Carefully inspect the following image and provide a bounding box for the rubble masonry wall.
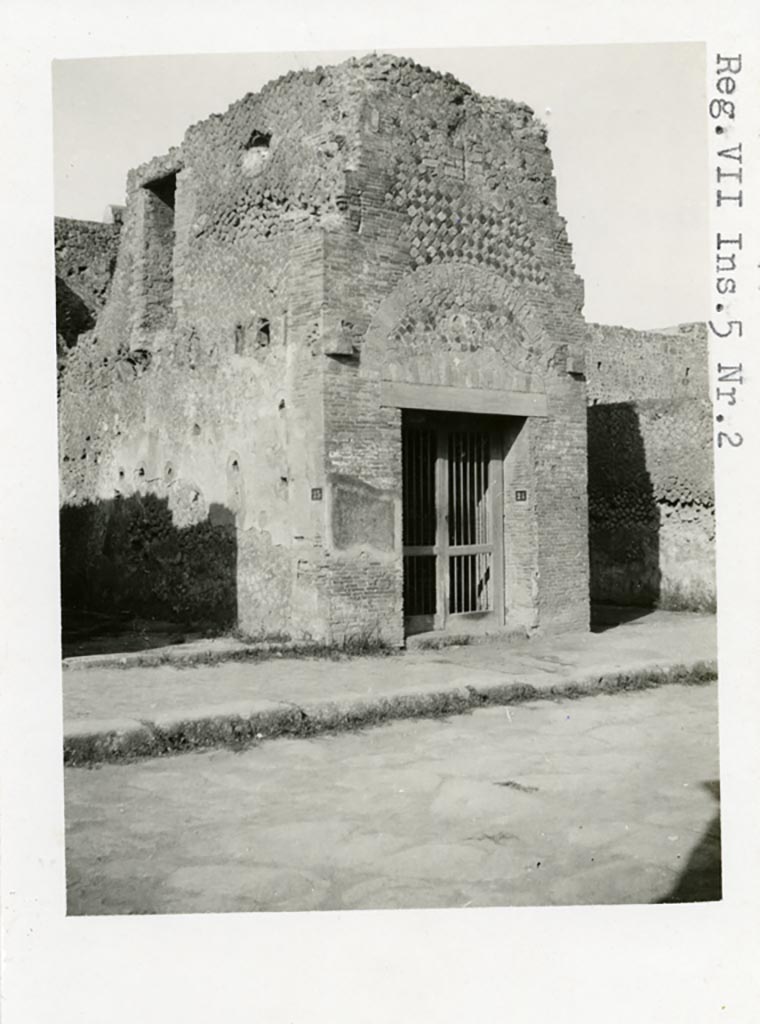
[55,217,120,360]
[586,322,715,609]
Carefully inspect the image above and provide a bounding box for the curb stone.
[62,658,717,767]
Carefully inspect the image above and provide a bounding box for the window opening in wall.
[234,323,245,355]
[140,171,177,329]
[243,131,271,174]
[256,318,270,347]
[145,173,176,209]
[234,318,270,355]
[246,130,271,150]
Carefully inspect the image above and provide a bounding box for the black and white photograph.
[55,43,719,914]
[2,5,759,1023]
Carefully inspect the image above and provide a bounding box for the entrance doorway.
[402,411,505,636]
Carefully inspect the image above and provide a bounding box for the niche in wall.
[141,171,177,329]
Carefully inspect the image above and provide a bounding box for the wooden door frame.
[402,412,506,636]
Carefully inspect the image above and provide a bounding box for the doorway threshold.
[405,626,531,651]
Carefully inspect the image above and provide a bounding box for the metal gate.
[447,429,493,615]
[402,413,503,635]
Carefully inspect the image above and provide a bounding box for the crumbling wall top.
[127,53,540,187]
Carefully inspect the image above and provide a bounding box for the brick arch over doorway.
[360,262,551,398]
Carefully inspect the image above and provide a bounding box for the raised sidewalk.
[62,610,717,765]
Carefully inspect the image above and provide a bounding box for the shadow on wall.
[56,277,96,350]
[587,403,661,607]
[60,493,238,639]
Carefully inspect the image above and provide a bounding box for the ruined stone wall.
[54,217,120,357]
[586,322,715,609]
[58,68,356,636]
[58,54,591,640]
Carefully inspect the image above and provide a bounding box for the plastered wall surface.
[58,55,602,641]
[586,323,715,609]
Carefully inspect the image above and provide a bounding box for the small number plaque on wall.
[311,487,323,501]
[515,490,528,502]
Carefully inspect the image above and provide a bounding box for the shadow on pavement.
[61,610,203,659]
[657,781,722,904]
[590,604,657,634]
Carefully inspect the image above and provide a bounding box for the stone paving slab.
[64,682,722,913]
[61,611,717,764]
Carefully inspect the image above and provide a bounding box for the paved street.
[65,679,720,914]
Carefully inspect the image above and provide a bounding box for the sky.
[52,43,707,329]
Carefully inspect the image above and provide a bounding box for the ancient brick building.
[58,54,601,644]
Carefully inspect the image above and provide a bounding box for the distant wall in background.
[586,322,715,611]
[55,217,121,371]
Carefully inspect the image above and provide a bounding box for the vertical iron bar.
[481,436,486,543]
[422,429,427,545]
[459,433,464,547]
[431,429,436,543]
[454,433,458,546]
[471,434,476,548]
[452,433,457,547]
[466,433,471,548]
[450,433,454,548]
[486,436,491,540]
[482,435,487,541]
[467,433,472,547]
[479,435,484,543]
[474,433,478,543]
[421,429,426,545]
[415,428,419,548]
[415,430,420,547]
